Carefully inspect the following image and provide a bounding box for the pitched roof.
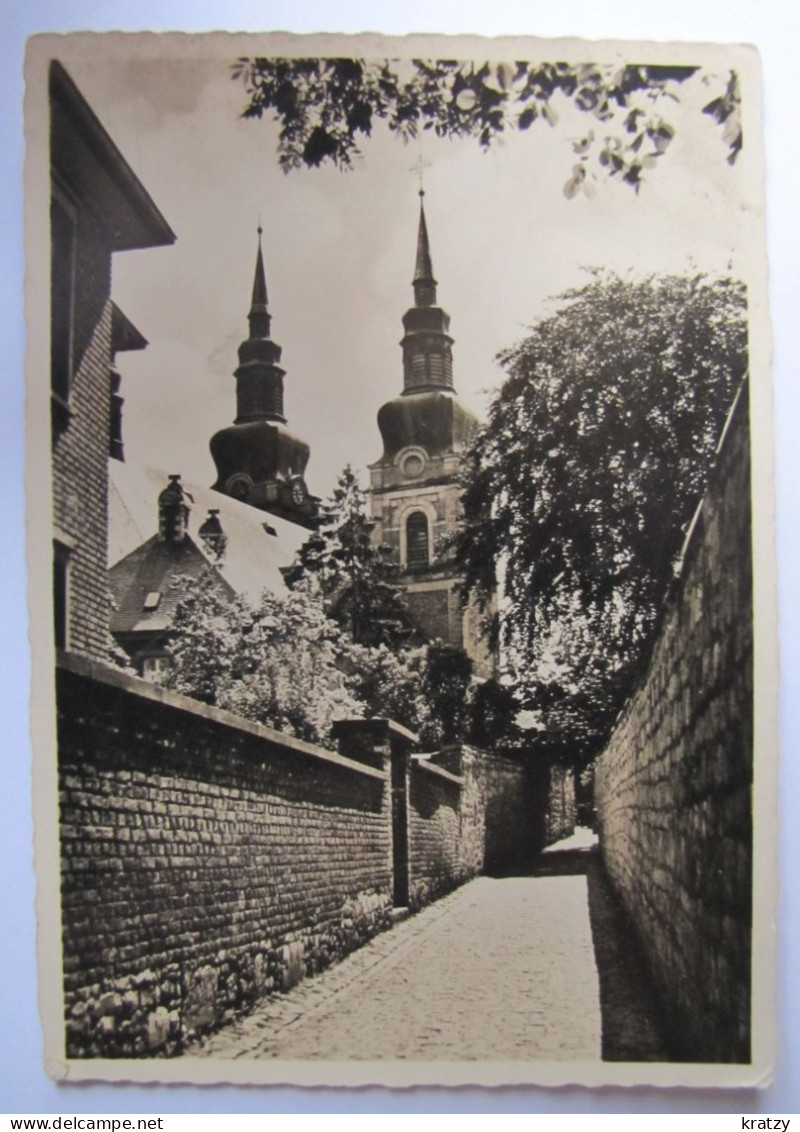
[108,462,309,630]
[109,533,234,635]
[413,195,436,290]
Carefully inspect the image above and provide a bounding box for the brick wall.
[57,656,579,1058]
[58,655,394,1058]
[406,585,454,644]
[407,747,485,908]
[407,746,576,889]
[545,763,577,845]
[595,385,752,1062]
[481,751,537,871]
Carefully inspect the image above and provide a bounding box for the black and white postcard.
[24,31,777,1088]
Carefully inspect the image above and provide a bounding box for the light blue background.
[3,0,797,1114]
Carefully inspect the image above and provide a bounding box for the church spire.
[209,225,318,528]
[248,224,271,339]
[400,191,454,395]
[234,227,285,424]
[413,191,437,307]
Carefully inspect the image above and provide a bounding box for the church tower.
[210,228,318,528]
[369,193,494,676]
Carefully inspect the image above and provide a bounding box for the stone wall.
[545,762,577,845]
[58,654,394,1058]
[482,750,576,872]
[404,742,576,906]
[481,750,537,872]
[595,385,752,1063]
[407,747,485,908]
[58,654,580,1059]
[405,746,576,882]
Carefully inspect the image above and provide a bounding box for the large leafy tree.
[284,465,410,648]
[233,58,741,194]
[457,272,748,757]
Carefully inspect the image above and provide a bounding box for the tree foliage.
[283,465,410,648]
[469,677,521,750]
[420,643,474,745]
[161,567,515,751]
[345,641,429,736]
[163,574,364,744]
[232,57,742,195]
[457,272,748,756]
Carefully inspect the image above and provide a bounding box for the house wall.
[49,61,174,663]
[51,229,114,662]
[595,386,752,1062]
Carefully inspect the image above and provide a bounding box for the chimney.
[158,474,191,544]
[199,508,227,559]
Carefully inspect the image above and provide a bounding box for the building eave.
[111,302,148,353]
[49,60,176,252]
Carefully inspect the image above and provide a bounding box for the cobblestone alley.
[185,829,669,1062]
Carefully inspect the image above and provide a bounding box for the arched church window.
[406,511,430,567]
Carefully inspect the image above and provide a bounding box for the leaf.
[302,126,340,167]
[563,164,586,200]
[496,62,515,91]
[722,110,741,146]
[542,102,559,127]
[624,108,643,134]
[518,106,537,130]
[571,130,594,155]
[702,96,725,122]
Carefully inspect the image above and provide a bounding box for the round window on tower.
[400,450,426,479]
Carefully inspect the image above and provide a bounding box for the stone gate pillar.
[332,718,419,909]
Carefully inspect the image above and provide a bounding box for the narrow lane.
[187,828,638,1062]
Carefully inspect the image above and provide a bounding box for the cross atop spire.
[410,153,431,197]
[249,226,270,338]
[413,194,437,307]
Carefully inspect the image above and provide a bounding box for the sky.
[41,39,761,503]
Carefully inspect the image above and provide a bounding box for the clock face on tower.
[401,452,425,479]
[225,473,253,503]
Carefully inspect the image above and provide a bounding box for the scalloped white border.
[23,29,776,1091]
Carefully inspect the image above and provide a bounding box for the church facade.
[369,195,495,678]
